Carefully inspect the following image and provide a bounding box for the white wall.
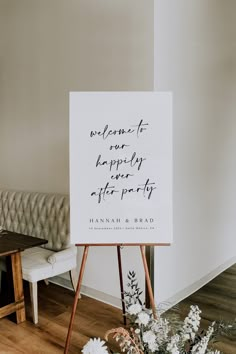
[154,0,236,305]
[0,0,153,303]
[1,0,235,308]
[0,0,153,194]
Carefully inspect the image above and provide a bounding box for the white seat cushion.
[22,247,76,283]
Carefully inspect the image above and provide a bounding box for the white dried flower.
[127,303,142,315]
[182,305,201,341]
[143,330,156,344]
[166,334,180,354]
[191,322,215,354]
[136,311,150,326]
[82,338,109,354]
[148,341,159,352]
[151,317,170,343]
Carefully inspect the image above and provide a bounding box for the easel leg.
[64,246,89,354]
[117,246,126,326]
[140,245,157,319]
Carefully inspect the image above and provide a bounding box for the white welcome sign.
[70,92,172,244]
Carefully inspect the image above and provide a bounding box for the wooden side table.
[0,249,26,323]
[0,230,47,323]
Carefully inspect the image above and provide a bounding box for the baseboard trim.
[160,256,236,312]
[48,276,122,309]
[49,256,236,311]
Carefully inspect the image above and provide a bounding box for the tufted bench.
[0,189,77,324]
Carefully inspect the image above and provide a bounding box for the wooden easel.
[64,243,169,353]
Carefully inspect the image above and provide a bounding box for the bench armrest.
[47,245,77,265]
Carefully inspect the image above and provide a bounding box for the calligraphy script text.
[90,119,148,139]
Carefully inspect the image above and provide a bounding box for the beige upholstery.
[0,189,77,324]
[0,190,70,251]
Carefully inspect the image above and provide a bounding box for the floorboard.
[0,264,235,353]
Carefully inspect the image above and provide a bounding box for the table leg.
[10,252,26,323]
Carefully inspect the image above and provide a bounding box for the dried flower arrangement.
[82,272,236,354]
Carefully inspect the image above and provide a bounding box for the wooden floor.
[0,264,235,353]
[170,263,236,354]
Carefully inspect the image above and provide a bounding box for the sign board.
[70,92,172,244]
